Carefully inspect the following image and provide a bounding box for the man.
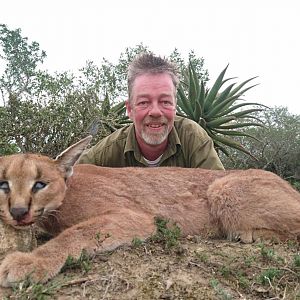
[78,53,224,169]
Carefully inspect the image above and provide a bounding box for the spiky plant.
[86,94,130,139]
[176,63,266,158]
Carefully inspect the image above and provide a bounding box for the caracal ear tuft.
[55,135,93,177]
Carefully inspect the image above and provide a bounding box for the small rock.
[0,220,37,257]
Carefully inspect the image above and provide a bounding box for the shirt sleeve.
[190,138,225,170]
[180,118,224,170]
[77,147,97,164]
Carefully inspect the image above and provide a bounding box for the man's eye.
[32,181,47,192]
[137,101,149,107]
[0,181,9,192]
[161,100,174,107]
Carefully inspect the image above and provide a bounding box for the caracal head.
[0,136,92,228]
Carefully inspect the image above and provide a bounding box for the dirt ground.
[1,235,300,300]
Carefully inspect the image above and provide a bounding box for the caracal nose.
[10,207,29,221]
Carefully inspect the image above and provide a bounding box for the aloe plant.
[176,63,266,158]
[87,94,130,137]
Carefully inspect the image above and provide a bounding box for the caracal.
[0,136,299,287]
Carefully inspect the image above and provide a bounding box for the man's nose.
[148,103,163,117]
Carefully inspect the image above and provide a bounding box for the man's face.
[126,73,176,147]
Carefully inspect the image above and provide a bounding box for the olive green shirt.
[78,116,224,169]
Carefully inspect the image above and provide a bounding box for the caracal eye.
[0,181,9,192]
[32,181,47,192]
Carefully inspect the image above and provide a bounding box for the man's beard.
[141,117,171,145]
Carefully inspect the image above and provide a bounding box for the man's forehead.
[133,74,175,93]
[133,73,173,85]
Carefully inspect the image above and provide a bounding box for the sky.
[1,0,300,114]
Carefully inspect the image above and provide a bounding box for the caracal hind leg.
[207,170,300,243]
[0,209,155,287]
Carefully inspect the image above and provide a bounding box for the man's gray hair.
[127,53,179,101]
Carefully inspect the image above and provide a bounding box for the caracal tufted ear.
[55,135,93,178]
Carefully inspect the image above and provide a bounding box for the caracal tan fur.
[0,136,299,287]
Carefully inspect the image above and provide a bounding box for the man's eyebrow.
[159,93,173,97]
[136,93,150,98]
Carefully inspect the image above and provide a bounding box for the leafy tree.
[0,24,46,103]
[169,48,209,84]
[1,23,267,161]
[79,44,209,104]
[222,107,300,182]
[176,63,265,158]
[0,92,129,156]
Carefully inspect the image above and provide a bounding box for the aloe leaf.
[177,85,194,117]
[198,80,206,108]
[212,128,262,142]
[229,108,265,119]
[215,102,267,117]
[216,122,265,129]
[111,101,126,115]
[234,84,260,98]
[212,83,236,107]
[188,64,198,108]
[206,116,237,128]
[214,141,230,157]
[228,76,258,97]
[101,94,111,116]
[193,100,203,122]
[205,94,242,119]
[176,111,187,118]
[203,65,229,112]
[242,115,265,123]
[207,131,257,160]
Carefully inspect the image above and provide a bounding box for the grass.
[210,278,233,300]
[5,277,63,300]
[293,254,300,267]
[259,243,276,261]
[61,250,92,274]
[258,268,282,285]
[131,237,144,248]
[3,236,300,299]
[150,216,181,249]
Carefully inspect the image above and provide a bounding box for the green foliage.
[0,25,210,156]
[177,63,266,158]
[210,279,233,300]
[0,24,46,101]
[81,44,209,103]
[258,268,282,285]
[243,255,257,268]
[222,107,300,183]
[62,250,92,274]
[194,250,208,262]
[131,237,144,248]
[0,93,130,156]
[169,48,209,83]
[293,254,300,268]
[10,276,62,300]
[219,265,232,279]
[151,217,181,249]
[259,243,276,262]
[237,275,250,289]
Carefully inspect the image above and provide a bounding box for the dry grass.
[1,236,300,300]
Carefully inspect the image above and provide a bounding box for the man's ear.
[125,100,133,120]
[55,135,92,178]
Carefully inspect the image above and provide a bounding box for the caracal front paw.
[0,252,53,287]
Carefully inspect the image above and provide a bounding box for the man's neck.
[137,138,168,161]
